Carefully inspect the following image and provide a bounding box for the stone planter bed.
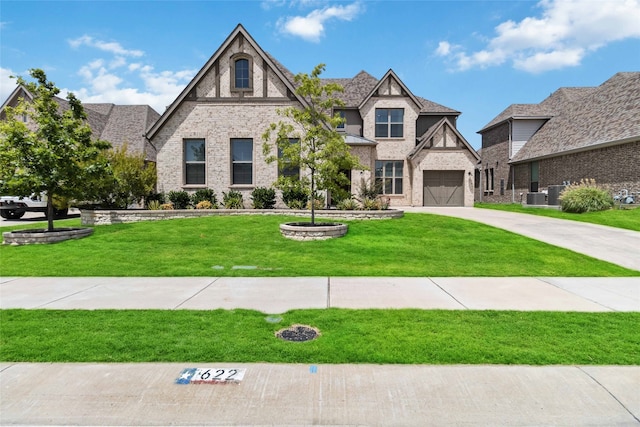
[81,208,403,226]
[3,227,93,245]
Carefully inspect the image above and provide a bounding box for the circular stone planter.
[279,222,348,241]
[2,227,93,245]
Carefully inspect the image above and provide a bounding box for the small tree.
[0,69,110,231]
[262,64,364,224]
[90,143,157,209]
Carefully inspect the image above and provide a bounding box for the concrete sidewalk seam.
[173,277,221,309]
[538,277,619,312]
[36,282,102,309]
[578,366,640,424]
[428,277,468,309]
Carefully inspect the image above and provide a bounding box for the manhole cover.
[275,325,320,342]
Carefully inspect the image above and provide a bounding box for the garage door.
[423,171,464,206]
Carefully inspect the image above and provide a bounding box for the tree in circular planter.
[0,69,110,234]
[262,64,365,227]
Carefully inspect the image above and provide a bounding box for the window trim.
[230,53,253,93]
[184,138,206,186]
[374,160,404,195]
[231,138,254,186]
[375,108,404,138]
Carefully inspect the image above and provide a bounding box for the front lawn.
[476,203,640,231]
[1,309,637,365]
[0,214,637,277]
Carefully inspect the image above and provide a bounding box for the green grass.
[1,309,637,365]
[1,214,637,276]
[476,203,640,232]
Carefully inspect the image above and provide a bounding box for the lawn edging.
[80,208,404,225]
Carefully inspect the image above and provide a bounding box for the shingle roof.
[511,72,640,162]
[479,86,596,133]
[265,53,458,115]
[85,104,160,161]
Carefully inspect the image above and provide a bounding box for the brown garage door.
[423,171,464,206]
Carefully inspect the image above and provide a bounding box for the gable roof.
[408,117,479,161]
[146,23,308,140]
[511,72,640,163]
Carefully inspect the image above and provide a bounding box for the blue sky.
[1,0,639,149]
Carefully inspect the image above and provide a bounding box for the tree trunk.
[310,170,315,225]
[46,195,55,232]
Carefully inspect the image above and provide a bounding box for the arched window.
[231,54,252,92]
[235,58,249,88]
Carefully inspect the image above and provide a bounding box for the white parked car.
[0,194,68,220]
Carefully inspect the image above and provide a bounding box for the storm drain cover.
[276,325,320,342]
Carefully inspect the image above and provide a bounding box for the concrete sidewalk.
[2,276,639,312]
[2,362,638,426]
[407,206,640,272]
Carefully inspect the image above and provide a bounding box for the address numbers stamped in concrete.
[176,368,246,384]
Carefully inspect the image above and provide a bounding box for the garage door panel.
[423,171,464,206]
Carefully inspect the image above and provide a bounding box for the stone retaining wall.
[3,228,93,245]
[81,209,404,226]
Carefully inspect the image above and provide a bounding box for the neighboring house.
[0,86,159,161]
[477,72,640,203]
[147,24,479,207]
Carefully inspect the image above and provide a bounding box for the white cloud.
[0,67,19,101]
[62,35,196,113]
[277,2,362,42]
[436,0,640,73]
[68,35,144,57]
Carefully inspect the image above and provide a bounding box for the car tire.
[2,210,25,220]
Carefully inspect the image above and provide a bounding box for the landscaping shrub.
[145,192,165,208]
[560,179,614,213]
[191,188,218,208]
[195,200,213,209]
[251,187,276,209]
[147,200,162,210]
[222,190,244,209]
[306,194,325,210]
[281,182,309,209]
[336,198,359,210]
[362,197,381,210]
[167,191,191,209]
[160,203,174,210]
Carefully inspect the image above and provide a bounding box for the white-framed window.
[485,168,494,192]
[184,138,205,185]
[375,160,403,195]
[375,108,403,138]
[231,138,253,185]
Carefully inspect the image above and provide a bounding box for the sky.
[1,0,639,149]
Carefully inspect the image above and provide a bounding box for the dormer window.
[335,110,346,131]
[231,54,253,92]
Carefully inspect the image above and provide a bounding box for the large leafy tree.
[0,69,110,231]
[262,64,364,224]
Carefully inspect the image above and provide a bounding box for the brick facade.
[150,25,479,208]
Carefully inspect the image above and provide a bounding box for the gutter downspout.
[508,120,515,203]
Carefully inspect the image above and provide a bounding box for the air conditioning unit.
[526,192,546,205]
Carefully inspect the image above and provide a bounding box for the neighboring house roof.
[478,86,596,133]
[511,72,640,163]
[0,86,159,160]
[408,117,480,161]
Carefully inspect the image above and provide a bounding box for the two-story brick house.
[148,24,479,207]
[477,72,640,204]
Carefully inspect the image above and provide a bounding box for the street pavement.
[1,207,639,426]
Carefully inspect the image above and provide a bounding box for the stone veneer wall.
[81,209,404,226]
